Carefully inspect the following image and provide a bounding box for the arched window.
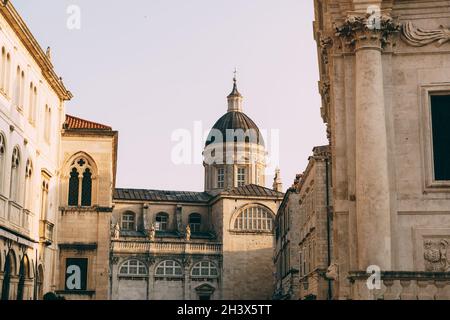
[9,147,20,202]
[1,251,16,300]
[67,156,94,207]
[28,82,33,120]
[233,205,274,232]
[189,213,202,233]
[119,259,147,276]
[155,212,168,231]
[44,105,51,142]
[121,212,135,231]
[191,261,218,278]
[81,168,92,206]
[14,66,20,107]
[68,168,79,206]
[155,260,183,277]
[0,47,5,91]
[5,53,10,96]
[28,83,37,124]
[17,255,30,300]
[24,159,33,210]
[0,133,5,194]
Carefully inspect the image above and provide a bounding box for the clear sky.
[14,0,327,192]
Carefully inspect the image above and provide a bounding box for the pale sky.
[14,0,327,192]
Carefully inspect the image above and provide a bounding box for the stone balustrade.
[112,240,222,255]
[348,271,450,300]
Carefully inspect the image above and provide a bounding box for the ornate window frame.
[420,84,450,192]
[62,152,98,208]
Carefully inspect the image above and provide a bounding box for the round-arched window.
[155,260,183,277]
[119,259,147,276]
[233,205,274,232]
[191,261,218,278]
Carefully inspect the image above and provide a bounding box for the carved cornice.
[336,14,400,49]
[402,22,450,47]
[319,35,334,65]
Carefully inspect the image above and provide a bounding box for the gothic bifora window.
[67,156,94,207]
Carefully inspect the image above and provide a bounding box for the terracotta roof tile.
[64,114,112,130]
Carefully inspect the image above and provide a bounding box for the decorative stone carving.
[319,35,333,65]
[424,239,450,272]
[336,14,400,48]
[319,79,330,124]
[112,222,120,240]
[325,262,339,281]
[145,256,156,266]
[182,256,192,267]
[148,223,156,241]
[402,22,450,47]
[111,256,119,265]
[185,225,191,241]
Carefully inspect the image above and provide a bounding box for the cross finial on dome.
[228,68,242,99]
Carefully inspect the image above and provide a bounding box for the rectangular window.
[217,168,224,188]
[431,95,450,181]
[237,167,246,187]
[122,213,135,230]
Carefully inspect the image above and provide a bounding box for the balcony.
[39,219,54,245]
[112,240,222,255]
[348,271,450,300]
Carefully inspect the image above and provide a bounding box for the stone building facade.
[273,146,331,300]
[109,78,284,300]
[0,1,72,300]
[0,1,284,300]
[314,0,450,299]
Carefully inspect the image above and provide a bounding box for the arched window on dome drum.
[68,168,79,206]
[189,213,201,233]
[119,259,147,276]
[233,206,273,232]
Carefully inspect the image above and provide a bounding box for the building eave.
[0,1,73,101]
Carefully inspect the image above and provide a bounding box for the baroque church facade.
[0,1,283,300]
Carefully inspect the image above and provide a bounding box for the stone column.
[337,15,399,271]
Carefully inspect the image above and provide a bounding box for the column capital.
[336,14,400,50]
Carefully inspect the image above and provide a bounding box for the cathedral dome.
[205,111,265,147]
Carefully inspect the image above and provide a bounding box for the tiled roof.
[114,184,283,203]
[114,188,212,203]
[64,114,112,130]
[205,111,264,147]
[224,184,284,198]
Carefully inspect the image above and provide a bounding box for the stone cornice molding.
[401,22,450,47]
[336,14,400,49]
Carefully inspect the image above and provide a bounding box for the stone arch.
[1,248,17,300]
[36,264,44,300]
